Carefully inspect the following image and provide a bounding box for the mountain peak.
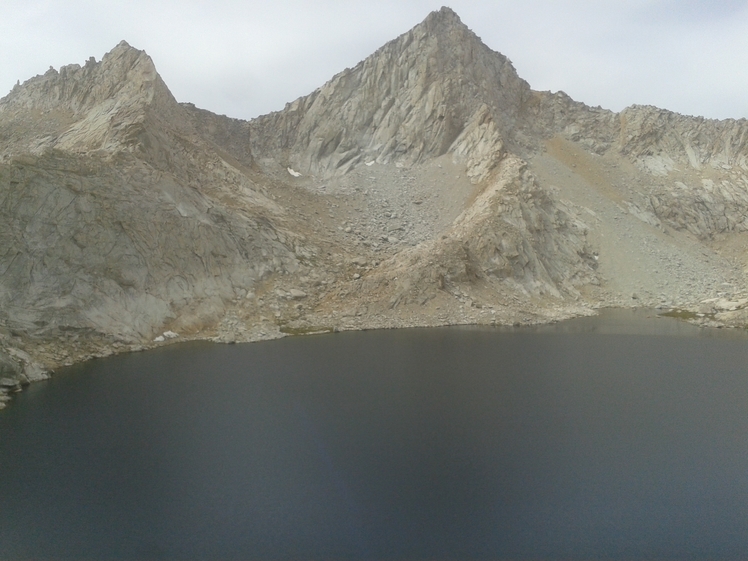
[422,6,463,25]
[412,6,484,50]
[0,40,179,158]
[251,6,529,178]
[0,41,162,113]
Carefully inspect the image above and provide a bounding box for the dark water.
[2,310,748,560]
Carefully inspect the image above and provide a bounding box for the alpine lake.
[1,309,748,560]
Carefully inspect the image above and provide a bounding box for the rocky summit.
[2,7,748,406]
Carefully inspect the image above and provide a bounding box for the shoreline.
[2,302,746,411]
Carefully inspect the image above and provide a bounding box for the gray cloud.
[1,0,746,121]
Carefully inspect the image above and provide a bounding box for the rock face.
[616,106,748,238]
[250,7,526,181]
[527,95,748,239]
[0,41,300,341]
[1,7,748,404]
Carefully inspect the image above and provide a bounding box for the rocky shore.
[4,289,748,410]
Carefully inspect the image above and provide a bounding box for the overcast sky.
[2,0,747,121]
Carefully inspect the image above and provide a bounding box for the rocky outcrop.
[648,175,748,238]
[528,90,619,154]
[358,155,597,309]
[0,347,50,410]
[614,106,748,238]
[533,99,748,239]
[616,105,748,173]
[0,350,19,378]
[0,41,175,159]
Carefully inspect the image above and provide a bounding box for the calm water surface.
[1,309,748,560]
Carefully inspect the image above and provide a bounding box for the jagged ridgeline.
[1,7,748,393]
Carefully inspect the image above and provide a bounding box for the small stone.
[353,273,361,280]
[289,289,307,299]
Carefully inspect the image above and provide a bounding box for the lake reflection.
[1,309,748,560]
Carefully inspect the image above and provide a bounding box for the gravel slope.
[530,137,743,307]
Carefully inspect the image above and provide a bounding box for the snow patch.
[154,331,178,342]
